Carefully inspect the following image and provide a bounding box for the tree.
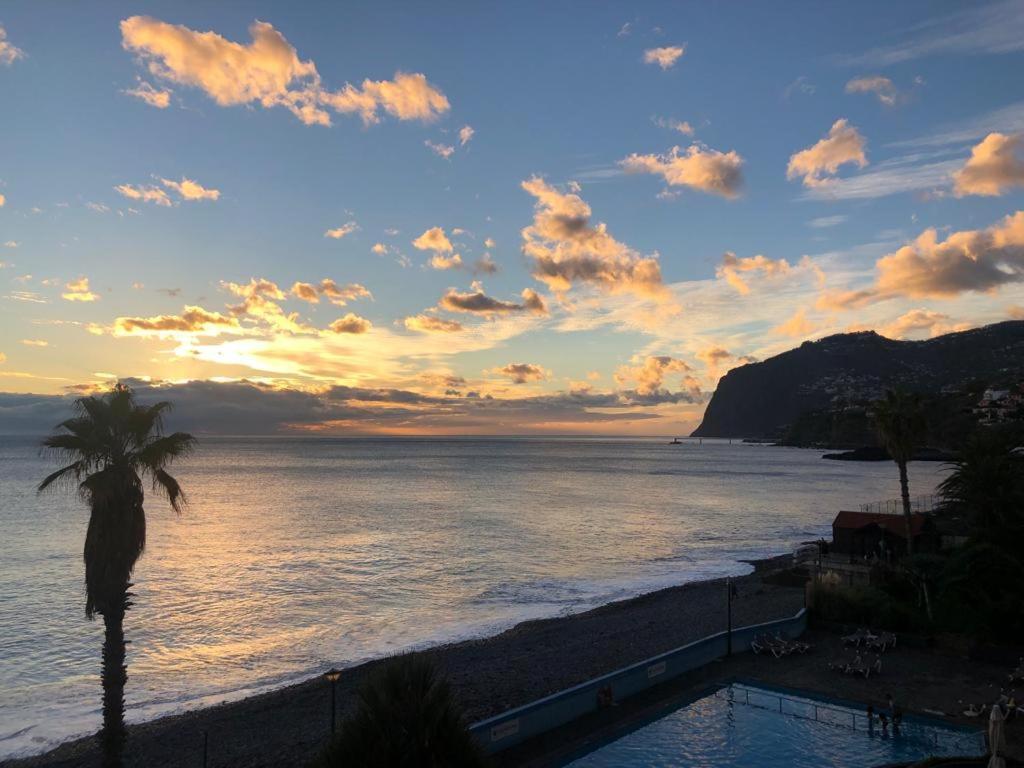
[38,384,195,768]
[316,654,486,768]
[872,388,927,555]
[939,431,1024,549]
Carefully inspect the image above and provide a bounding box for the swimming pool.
[564,683,986,767]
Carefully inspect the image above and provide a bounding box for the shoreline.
[3,555,800,768]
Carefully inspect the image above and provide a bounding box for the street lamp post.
[324,668,342,736]
[726,577,733,657]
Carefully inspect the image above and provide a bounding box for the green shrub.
[314,654,487,768]
[809,580,927,632]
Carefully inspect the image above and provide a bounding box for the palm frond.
[151,468,187,513]
[138,432,197,470]
[127,402,172,447]
[38,461,87,493]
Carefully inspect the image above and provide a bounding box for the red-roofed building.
[832,510,938,559]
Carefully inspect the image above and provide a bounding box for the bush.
[808,579,927,632]
[314,654,487,768]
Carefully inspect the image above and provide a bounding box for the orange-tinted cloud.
[62,277,99,302]
[520,177,667,300]
[439,285,548,315]
[120,17,449,126]
[115,183,172,206]
[953,132,1024,197]
[114,305,240,335]
[620,145,744,198]
[615,355,692,396]
[492,362,546,384]
[0,25,24,65]
[403,314,464,333]
[325,222,358,239]
[412,226,454,253]
[161,176,220,201]
[124,78,171,108]
[773,308,817,337]
[787,119,868,187]
[876,309,972,339]
[643,46,685,70]
[716,252,792,295]
[328,313,371,334]
[875,210,1024,298]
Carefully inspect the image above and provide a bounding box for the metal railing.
[719,684,985,755]
[859,495,937,515]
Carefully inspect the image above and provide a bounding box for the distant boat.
[669,437,683,444]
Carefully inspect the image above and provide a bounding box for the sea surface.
[0,436,949,758]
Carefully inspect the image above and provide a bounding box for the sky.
[2,1,1024,436]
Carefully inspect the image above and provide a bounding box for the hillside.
[691,321,1024,442]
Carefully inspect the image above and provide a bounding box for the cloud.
[0,193,5,207]
[425,140,455,159]
[459,125,474,146]
[403,314,464,333]
[787,119,868,187]
[317,279,371,306]
[115,183,172,206]
[652,116,694,135]
[876,309,972,339]
[290,282,320,302]
[325,222,359,239]
[371,242,391,255]
[114,305,241,335]
[620,144,744,198]
[328,313,371,334]
[493,363,546,384]
[520,177,667,300]
[808,215,848,228]
[62,277,99,302]
[875,211,1024,298]
[3,241,17,248]
[715,252,823,295]
[471,254,499,275]
[0,25,24,65]
[798,154,961,201]
[21,339,48,348]
[836,0,1024,67]
[120,17,449,126]
[845,76,898,106]
[643,45,685,70]
[124,78,171,108]
[1009,305,1024,320]
[952,132,1024,197]
[783,76,816,100]
[439,285,548,315]
[614,355,695,397]
[161,176,220,201]
[412,226,454,253]
[429,253,463,270]
[773,308,817,337]
[696,346,733,378]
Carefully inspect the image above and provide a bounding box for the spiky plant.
[872,387,927,555]
[38,383,196,768]
[316,654,486,768]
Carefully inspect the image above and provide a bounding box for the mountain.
[692,321,1024,441]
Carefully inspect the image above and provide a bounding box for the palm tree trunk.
[99,593,128,768]
[898,459,914,556]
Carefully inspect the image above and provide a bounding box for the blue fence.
[468,608,808,754]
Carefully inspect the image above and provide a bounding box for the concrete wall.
[469,608,808,754]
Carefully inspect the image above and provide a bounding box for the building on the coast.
[830,510,939,560]
[974,386,1023,424]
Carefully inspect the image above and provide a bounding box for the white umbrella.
[988,703,1006,768]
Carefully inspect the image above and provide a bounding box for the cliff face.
[691,321,1024,439]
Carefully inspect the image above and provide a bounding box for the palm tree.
[939,431,1024,547]
[871,388,926,555]
[316,654,486,768]
[38,384,195,768]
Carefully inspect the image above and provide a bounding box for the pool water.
[565,684,985,767]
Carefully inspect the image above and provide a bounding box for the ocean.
[0,436,949,758]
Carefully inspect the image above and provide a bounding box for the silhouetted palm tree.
[872,388,926,554]
[38,384,195,768]
[317,654,486,768]
[939,431,1024,547]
